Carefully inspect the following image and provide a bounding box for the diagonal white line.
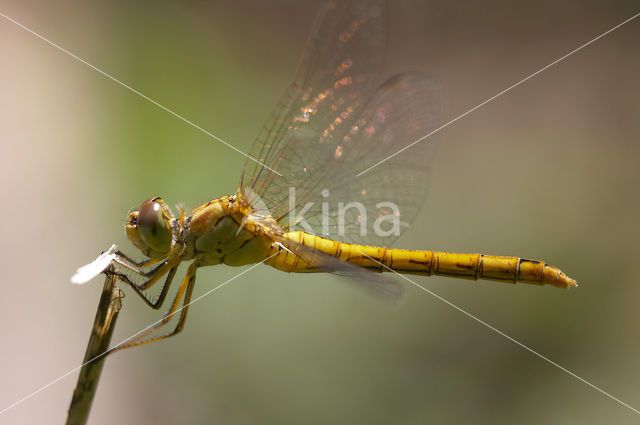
[0,254,276,416]
[357,251,640,415]
[0,11,282,177]
[357,10,640,177]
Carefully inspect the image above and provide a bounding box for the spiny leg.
[112,249,185,291]
[112,251,168,280]
[112,262,198,352]
[114,250,162,270]
[108,260,178,310]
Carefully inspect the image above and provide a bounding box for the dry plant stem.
[66,266,123,425]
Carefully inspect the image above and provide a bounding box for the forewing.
[241,0,385,209]
[248,71,442,247]
[243,0,442,248]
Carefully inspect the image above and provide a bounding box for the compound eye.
[137,197,172,253]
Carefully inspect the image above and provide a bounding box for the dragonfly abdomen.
[395,251,577,289]
[271,232,577,289]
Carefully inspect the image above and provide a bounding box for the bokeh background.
[1,0,639,424]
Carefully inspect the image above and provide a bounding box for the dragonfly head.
[126,197,174,258]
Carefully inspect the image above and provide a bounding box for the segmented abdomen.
[268,231,577,288]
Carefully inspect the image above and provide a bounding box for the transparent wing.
[242,0,385,194]
[242,0,442,248]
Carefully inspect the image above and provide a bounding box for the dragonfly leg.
[114,250,160,267]
[112,262,197,352]
[107,263,178,310]
[113,251,165,278]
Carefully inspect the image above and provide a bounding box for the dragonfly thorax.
[186,194,279,267]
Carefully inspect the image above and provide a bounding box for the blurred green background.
[1,0,639,424]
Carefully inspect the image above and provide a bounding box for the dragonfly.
[73,0,576,351]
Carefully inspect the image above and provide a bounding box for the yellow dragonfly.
[73,0,576,351]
